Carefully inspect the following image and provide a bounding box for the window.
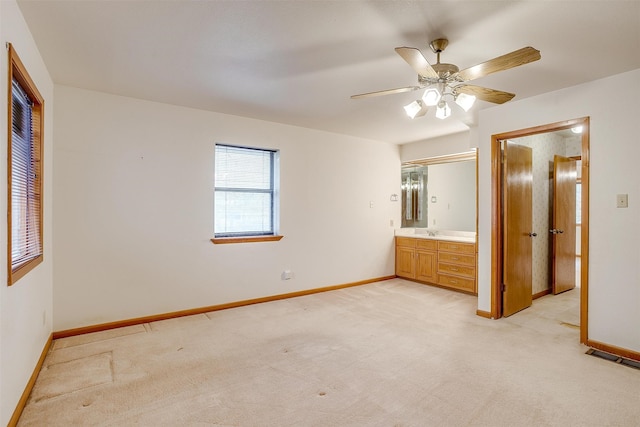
[213,144,280,242]
[8,43,44,285]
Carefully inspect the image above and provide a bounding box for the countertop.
[394,228,476,244]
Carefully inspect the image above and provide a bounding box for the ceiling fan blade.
[457,47,541,82]
[394,47,439,80]
[351,85,421,99]
[455,84,515,104]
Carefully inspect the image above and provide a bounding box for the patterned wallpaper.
[511,133,569,295]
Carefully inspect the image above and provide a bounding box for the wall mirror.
[401,151,476,232]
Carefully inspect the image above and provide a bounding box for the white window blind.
[11,78,42,271]
[214,144,277,237]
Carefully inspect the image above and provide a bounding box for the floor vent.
[586,349,640,370]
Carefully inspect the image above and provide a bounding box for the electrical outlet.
[617,194,628,208]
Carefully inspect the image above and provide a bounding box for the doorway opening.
[491,117,589,343]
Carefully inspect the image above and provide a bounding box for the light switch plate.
[616,194,628,208]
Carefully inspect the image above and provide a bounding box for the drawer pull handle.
[450,280,458,284]
[451,257,459,260]
[451,267,459,271]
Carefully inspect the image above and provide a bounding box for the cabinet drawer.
[416,239,437,251]
[396,237,417,248]
[437,274,475,292]
[438,252,475,266]
[438,241,475,254]
[437,262,476,278]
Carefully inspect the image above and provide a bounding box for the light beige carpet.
[18,279,640,426]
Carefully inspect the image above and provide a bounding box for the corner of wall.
[1,1,55,424]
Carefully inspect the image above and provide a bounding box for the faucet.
[427,230,437,237]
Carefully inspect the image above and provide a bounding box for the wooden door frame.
[491,117,590,343]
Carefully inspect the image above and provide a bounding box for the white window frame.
[212,143,281,244]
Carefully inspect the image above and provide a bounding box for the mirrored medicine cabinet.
[401,151,477,232]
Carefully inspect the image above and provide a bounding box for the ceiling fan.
[351,38,541,119]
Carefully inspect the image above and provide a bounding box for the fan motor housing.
[433,63,459,78]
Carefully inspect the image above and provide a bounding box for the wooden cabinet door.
[396,246,416,279]
[416,250,436,282]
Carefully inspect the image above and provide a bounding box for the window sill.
[211,235,284,244]
[9,255,43,286]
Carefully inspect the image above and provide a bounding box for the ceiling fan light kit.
[435,100,451,120]
[352,38,541,121]
[455,92,476,112]
[404,100,428,119]
[422,83,443,106]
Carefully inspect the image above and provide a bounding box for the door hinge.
[501,283,506,292]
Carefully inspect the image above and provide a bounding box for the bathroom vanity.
[398,151,477,294]
[395,229,477,294]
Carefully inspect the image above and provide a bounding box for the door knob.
[549,229,564,234]
[528,232,537,237]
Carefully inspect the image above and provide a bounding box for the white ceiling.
[16,1,640,145]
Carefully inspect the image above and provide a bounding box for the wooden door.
[503,141,533,317]
[552,155,577,294]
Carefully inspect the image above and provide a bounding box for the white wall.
[477,69,640,352]
[53,86,401,331]
[400,131,473,162]
[0,1,55,424]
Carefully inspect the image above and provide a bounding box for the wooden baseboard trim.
[53,275,396,339]
[476,309,492,319]
[533,288,551,300]
[587,339,640,362]
[399,277,477,296]
[9,333,53,427]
